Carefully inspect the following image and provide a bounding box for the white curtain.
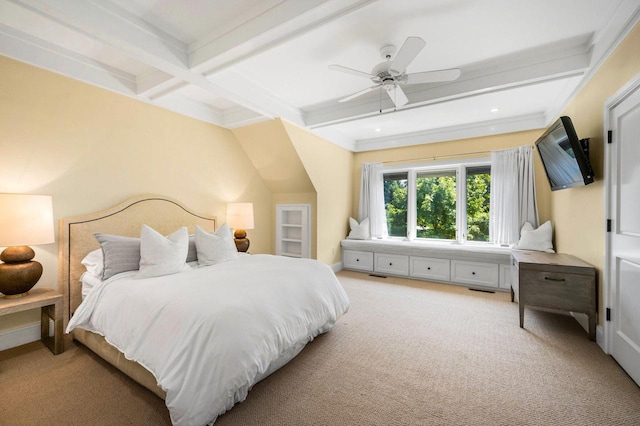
[358,162,388,238]
[489,146,539,246]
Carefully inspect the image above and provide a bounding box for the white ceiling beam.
[191,0,376,73]
[6,0,302,123]
[212,69,305,126]
[15,0,189,70]
[0,23,137,94]
[305,41,592,128]
[8,0,375,129]
[353,113,547,152]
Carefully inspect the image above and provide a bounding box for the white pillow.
[137,225,189,278]
[81,249,104,278]
[347,217,370,240]
[195,223,239,266]
[516,221,555,253]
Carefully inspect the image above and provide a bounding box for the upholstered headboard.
[58,194,216,328]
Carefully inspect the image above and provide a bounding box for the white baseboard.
[330,262,343,273]
[0,322,40,351]
[596,325,606,353]
[0,320,54,352]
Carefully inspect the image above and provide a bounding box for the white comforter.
[67,254,350,425]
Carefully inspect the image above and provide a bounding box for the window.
[465,165,491,242]
[416,170,456,239]
[383,159,491,244]
[383,172,408,237]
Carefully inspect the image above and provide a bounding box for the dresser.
[511,250,597,340]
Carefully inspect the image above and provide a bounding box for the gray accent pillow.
[187,234,197,263]
[94,233,141,280]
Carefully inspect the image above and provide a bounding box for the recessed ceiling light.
[490,108,500,113]
[375,128,381,132]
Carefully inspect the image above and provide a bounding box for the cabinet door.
[374,253,409,276]
[410,257,450,281]
[343,250,373,272]
[450,260,499,288]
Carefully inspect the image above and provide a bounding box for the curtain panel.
[489,146,539,246]
[358,162,388,238]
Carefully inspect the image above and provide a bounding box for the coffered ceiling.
[1,0,639,151]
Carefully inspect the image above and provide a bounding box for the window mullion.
[407,169,417,241]
[457,166,467,244]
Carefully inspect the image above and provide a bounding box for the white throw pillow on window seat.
[347,217,370,240]
[516,221,555,253]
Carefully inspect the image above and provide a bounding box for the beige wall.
[554,20,640,322]
[0,56,272,332]
[232,120,318,258]
[353,130,553,224]
[233,119,354,265]
[282,121,354,265]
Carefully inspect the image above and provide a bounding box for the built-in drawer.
[451,260,499,288]
[374,253,409,276]
[410,256,450,281]
[343,250,373,272]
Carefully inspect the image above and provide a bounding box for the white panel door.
[608,79,640,386]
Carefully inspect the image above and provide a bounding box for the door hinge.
[606,308,611,321]
[607,219,612,232]
[607,130,613,144]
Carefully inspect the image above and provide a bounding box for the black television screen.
[535,116,594,191]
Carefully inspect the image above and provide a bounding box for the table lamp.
[0,194,54,298]
[227,203,254,252]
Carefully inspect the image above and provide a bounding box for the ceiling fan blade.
[386,85,408,108]
[405,68,461,84]
[328,64,374,79]
[339,85,379,103]
[389,37,426,74]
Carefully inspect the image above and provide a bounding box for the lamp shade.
[226,203,254,230]
[0,194,55,247]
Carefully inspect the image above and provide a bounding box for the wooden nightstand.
[0,287,64,354]
[511,250,597,341]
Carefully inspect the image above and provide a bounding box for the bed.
[58,194,350,425]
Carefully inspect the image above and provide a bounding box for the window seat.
[341,239,513,292]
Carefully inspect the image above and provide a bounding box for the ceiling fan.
[329,37,461,108]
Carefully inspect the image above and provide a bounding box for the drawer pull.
[544,277,566,282]
[356,259,360,262]
[389,262,393,266]
[472,272,476,275]
[427,267,431,270]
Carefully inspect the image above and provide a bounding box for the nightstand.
[0,287,64,354]
[511,250,597,341]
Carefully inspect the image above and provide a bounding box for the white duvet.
[67,254,350,425]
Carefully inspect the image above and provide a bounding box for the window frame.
[383,157,491,245]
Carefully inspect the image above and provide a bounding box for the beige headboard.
[58,194,216,328]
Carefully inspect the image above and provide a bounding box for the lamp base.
[233,229,250,253]
[0,246,43,298]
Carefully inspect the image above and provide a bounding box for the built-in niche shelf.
[276,204,311,258]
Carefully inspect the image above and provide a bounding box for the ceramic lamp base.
[233,229,250,253]
[0,246,43,298]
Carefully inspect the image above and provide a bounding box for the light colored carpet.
[1,270,639,425]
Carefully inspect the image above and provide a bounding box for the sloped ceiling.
[2,0,639,151]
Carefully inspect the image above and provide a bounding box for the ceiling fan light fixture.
[329,36,461,108]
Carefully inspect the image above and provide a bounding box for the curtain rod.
[380,145,535,165]
[381,149,493,165]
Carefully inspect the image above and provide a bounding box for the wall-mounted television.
[535,116,594,191]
